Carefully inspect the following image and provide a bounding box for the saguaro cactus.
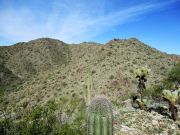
[84,68,94,105]
[87,96,113,135]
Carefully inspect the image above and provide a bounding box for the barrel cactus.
[87,96,113,135]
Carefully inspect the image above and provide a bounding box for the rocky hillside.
[0,38,70,78]
[114,99,179,135]
[0,38,71,92]
[0,38,179,107]
[0,37,180,135]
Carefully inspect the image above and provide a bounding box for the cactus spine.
[87,96,113,135]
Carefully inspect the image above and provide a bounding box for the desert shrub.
[53,92,58,97]
[143,88,153,97]
[91,70,96,74]
[57,123,83,135]
[72,93,76,97]
[109,75,114,79]
[0,99,84,135]
[132,60,138,64]
[60,96,68,104]
[57,88,61,91]
[130,69,134,73]
[148,63,180,98]
[22,101,29,109]
[144,83,164,99]
[167,62,180,87]
[46,100,57,111]
[107,51,112,56]
[0,86,5,98]
[61,82,67,87]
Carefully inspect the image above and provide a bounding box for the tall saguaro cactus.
[87,96,113,135]
[84,68,94,105]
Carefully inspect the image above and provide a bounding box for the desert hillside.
[0,38,180,135]
[0,38,179,105]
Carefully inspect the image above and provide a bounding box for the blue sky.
[0,0,180,54]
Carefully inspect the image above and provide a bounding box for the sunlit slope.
[1,38,179,107]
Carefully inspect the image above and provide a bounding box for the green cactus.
[84,68,94,105]
[162,89,180,121]
[135,98,148,110]
[87,96,113,135]
[134,66,150,77]
[134,66,150,102]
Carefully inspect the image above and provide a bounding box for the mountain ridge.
[0,37,180,135]
[0,37,179,108]
[1,37,180,56]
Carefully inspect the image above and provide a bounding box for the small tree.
[162,89,180,121]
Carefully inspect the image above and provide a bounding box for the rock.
[121,125,137,132]
[119,125,145,135]
[152,120,158,126]
[171,124,176,130]
[122,99,135,111]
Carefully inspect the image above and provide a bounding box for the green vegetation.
[147,62,180,98]
[162,89,180,121]
[0,38,179,134]
[134,66,150,101]
[167,62,180,88]
[159,62,180,121]
[132,66,150,109]
[0,99,85,135]
[0,64,21,91]
[131,62,180,122]
[168,62,180,80]
[87,96,113,135]
[84,68,94,105]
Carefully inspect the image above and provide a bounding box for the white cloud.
[0,0,178,44]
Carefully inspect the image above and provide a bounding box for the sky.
[0,0,180,54]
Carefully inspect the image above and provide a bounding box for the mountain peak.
[106,37,141,46]
[28,37,65,45]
